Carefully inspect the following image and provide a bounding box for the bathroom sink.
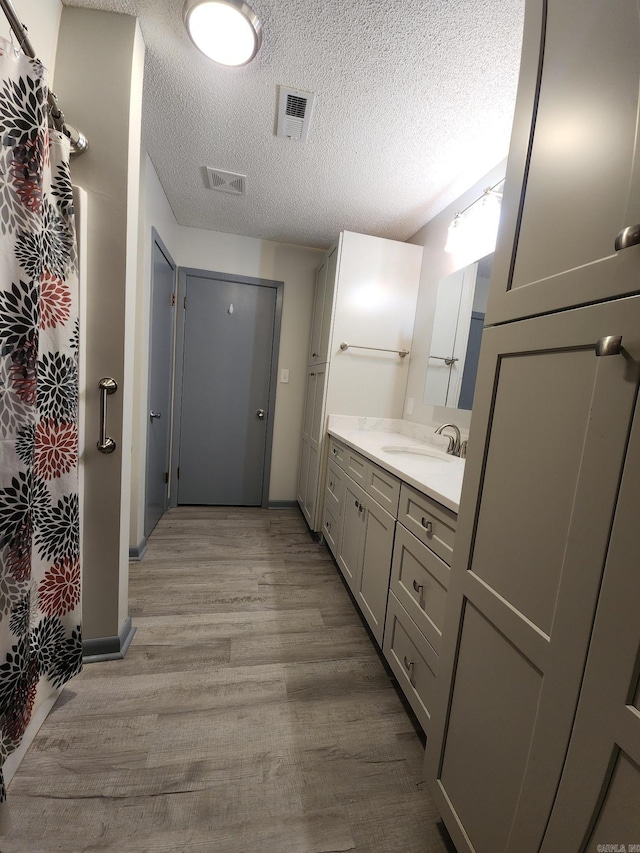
[380,444,451,462]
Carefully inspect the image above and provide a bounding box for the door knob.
[256,409,266,420]
[149,411,162,420]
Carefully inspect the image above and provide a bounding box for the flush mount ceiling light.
[183,0,262,66]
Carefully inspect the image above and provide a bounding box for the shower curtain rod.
[0,0,88,154]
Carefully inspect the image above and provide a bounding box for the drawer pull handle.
[325,520,331,531]
[421,518,433,535]
[354,499,360,509]
[333,448,338,455]
[412,580,424,594]
[403,656,416,685]
[359,504,364,514]
[329,481,334,490]
[595,335,623,357]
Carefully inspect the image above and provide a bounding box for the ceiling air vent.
[276,86,315,142]
[205,167,246,195]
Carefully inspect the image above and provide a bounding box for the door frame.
[170,267,284,509]
[144,228,177,537]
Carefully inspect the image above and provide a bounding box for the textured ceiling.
[63,0,524,249]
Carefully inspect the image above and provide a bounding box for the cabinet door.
[309,365,326,450]
[355,496,395,646]
[425,296,640,853]
[297,438,310,511]
[488,0,640,324]
[308,260,327,365]
[304,443,319,528]
[540,394,640,850]
[337,477,366,593]
[301,369,316,443]
[318,244,338,361]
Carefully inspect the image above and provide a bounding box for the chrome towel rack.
[339,342,409,358]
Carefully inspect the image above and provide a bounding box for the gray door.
[145,231,176,536]
[177,272,279,505]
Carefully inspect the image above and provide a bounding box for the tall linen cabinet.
[297,231,423,531]
[424,1,640,851]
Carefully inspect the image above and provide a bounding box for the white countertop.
[327,424,465,513]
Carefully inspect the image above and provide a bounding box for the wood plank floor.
[4,507,455,852]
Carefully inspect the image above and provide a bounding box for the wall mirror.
[423,253,493,410]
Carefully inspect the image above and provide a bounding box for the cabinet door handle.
[403,656,415,685]
[595,336,623,357]
[358,504,364,514]
[329,481,334,490]
[312,351,319,358]
[614,224,640,251]
[310,372,316,377]
[421,517,433,535]
[325,520,331,531]
[412,579,424,594]
[332,447,338,455]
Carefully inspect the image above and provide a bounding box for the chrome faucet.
[435,423,462,456]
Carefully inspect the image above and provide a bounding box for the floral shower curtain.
[0,41,82,802]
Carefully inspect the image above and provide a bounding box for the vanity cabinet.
[296,232,423,532]
[328,438,399,646]
[324,433,459,728]
[384,492,455,735]
[425,1,640,849]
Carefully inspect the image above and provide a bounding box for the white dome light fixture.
[183,0,262,67]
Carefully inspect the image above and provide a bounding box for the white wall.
[130,156,323,548]
[405,160,508,434]
[55,8,144,643]
[0,0,61,84]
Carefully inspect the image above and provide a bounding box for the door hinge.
[170,293,175,307]
[163,471,169,484]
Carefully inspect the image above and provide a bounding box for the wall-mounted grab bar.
[97,377,117,454]
[339,342,409,358]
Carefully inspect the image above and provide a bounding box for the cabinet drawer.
[390,522,449,654]
[399,483,457,565]
[344,447,367,485]
[328,436,347,469]
[322,502,341,559]
[383,591,438,735]
[366,460,400,516]
[325,459,345,516]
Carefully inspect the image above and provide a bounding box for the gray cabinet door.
[425,295,640,853]
[337,477,366,593]
[356,496,395,646]
[488,0,640,324]
[540,393,640,851]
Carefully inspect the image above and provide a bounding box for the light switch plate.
[280,368,290,383]
[405,397,414,415]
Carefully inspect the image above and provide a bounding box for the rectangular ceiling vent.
[276,86,315,143]
[205,167,246,195]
